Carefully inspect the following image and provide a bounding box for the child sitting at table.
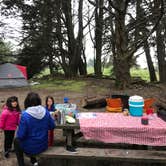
[45,96,58,146]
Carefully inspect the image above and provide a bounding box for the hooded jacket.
[0,106,20,130]
[16,105,55,155]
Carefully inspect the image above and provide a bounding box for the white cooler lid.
[129,95,144,102]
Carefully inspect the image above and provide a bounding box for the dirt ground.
[0,79,165,166]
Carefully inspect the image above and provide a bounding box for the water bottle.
[57,111,61,124]
[61,110,65,124]
[64,97,69,103]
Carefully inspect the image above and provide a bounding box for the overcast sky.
[0,13,22,49]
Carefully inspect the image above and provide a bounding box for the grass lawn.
[88,66,151,81]
[32,67,157,92]
[130,68,150,81]
[87,66,113,76]
[32,79,87,92]
[37,66,152,81]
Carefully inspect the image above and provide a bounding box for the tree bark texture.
[113,0,131,88]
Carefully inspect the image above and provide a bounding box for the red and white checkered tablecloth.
[78,113,166,146]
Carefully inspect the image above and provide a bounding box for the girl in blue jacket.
[14,92,55,166]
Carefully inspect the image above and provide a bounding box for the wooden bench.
[40,146,166,164]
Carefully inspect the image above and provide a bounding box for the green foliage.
[0,40,13,63]
[87,66,113,76]
[103,66,113,76]
[10,0,59,78]
[17,45,46,79]
[87,67,94,74]
[130,68,150,81]
[35,68,50,78]
[1,0,164,84]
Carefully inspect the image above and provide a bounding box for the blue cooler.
[129,96,144,116]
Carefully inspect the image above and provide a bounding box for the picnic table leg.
[72,131,83,148]
[65,129,74,147]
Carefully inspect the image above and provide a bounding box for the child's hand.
[55,109,60,113]
[54,110,60,116]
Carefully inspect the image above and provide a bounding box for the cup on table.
[146,108,155,120]
[141,116,149,125]
[146,108,153,115]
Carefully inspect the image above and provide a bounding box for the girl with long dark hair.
[45,96,56,146]
[0,96,21,158]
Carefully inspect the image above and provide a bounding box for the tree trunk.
[79,57,87,75]
[143,39,157,82]
[156,25,166,83]
[79,48,87,75]
[77,0,87,76]
[62,0,77,77]
[62,0,86,77]
[42,1,54,75]
[154,0,166,83]
[81,96,107,108]
[56,0,69,76]
[113,56,131,88]
[136,0,157,82]
[94,0,103,77]
[113,1,131,88]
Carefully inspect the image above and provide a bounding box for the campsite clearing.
[0,78,165,166]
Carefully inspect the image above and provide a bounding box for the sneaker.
[72,143,78,149]
[33,162,39,166]
[66,146,77,153]
[4,151,9,158]
[30,156,38,165]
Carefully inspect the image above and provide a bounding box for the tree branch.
[127,0,164,58]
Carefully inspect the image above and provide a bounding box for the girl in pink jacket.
[0,96,21,158]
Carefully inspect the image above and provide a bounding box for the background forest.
[0,0,166,88]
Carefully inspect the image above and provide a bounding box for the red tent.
[0,63,28,88]
[15,64,28,80]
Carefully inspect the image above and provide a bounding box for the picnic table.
[56,112,166,148]
[56,119,81,148]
